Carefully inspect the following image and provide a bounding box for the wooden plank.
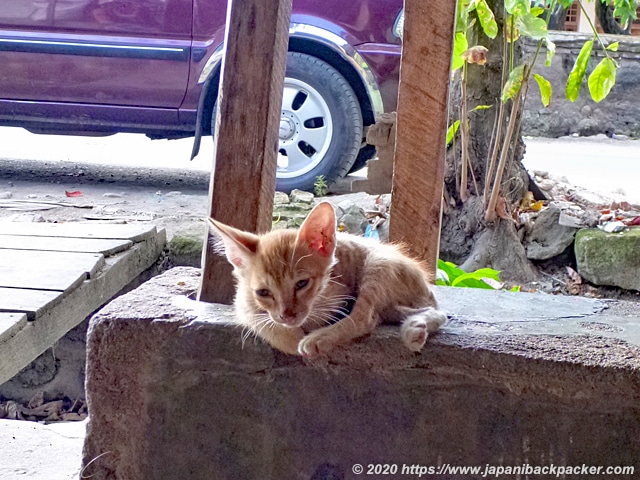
[199,0,293,304]
[0,312,28,343]
[0,288,62,320]
[0,249,104,293]
[388,0,456,273]
[0,227,166,384]
[0,222,157,243]
[0,235,132,256]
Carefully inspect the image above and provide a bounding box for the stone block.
[575,227,640,291]
[82,268,640,480]
[167,222,207,267]
[525,204,578,260]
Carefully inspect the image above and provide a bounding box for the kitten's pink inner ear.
[297,202,336,257]
[208,218,259,268]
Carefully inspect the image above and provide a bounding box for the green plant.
[437,259,502,289]
[313,175,328,197]
[437,259,520,291]
[450,0,636,222]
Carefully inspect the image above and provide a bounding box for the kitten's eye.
[255,288,271,297]
[295,279,309,290]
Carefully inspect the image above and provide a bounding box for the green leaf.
[450,267,501,286]
[446,120,461,145]
[612,0,637,28]
[530,6,545,17]
[516,12,548,39]
[469,104,493,113]
[456,0,471,32]
[509,285,521,292]
[588,57,617,103]
[533,73,552,107]
[544,38,556,67]
[501,64,525,102]
[505,0,530,15]
[475,0,498,39]
[436,268,449,285]
[452,276,496,289]
[452,32,469,71]
[606,41,619,52]
[437,260,465,284]
[566,40,593,102]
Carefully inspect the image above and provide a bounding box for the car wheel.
[276,52,363,193]
[211,52,363,193]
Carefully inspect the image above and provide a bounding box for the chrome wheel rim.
[277,78,333,178]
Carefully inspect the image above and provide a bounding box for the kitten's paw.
[400,318,429,351]
[400,309,447,352]
[298,331,337,358]
[424,308,448,333]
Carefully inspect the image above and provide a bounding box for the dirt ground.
[0,159,210,241]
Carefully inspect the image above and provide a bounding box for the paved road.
[522,135,640,204]
[0,126,638,203]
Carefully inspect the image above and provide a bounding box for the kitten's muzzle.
[277,311,301,327]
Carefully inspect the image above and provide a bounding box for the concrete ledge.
[83,267,640,479]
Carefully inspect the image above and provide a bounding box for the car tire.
[277,52,363,193]
[212,52,363,193]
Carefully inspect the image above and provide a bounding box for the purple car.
[0,0,403,192]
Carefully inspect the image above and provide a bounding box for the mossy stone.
[575,228,640,291]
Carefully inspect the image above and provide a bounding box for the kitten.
[209,201,447,357]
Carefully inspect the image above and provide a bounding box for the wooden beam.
[199,0,293,303]
[388,0,456,273]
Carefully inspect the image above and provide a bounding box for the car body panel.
[0,0,402,137]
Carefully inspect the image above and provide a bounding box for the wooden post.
[198,0,292,303]
[389,0,456,273]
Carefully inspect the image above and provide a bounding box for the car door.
[0,0,193,108]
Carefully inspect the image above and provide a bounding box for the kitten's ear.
[296,202,336,257]
[208,218,259,268]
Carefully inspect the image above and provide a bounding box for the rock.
[336,200,368,235]
[274,191,289,205]
[558,208,598,229]
[525,204,579,260]
[167,222,207,267]
[537,179,556,191]
[289,189,314,205]
[532,170,549,179]
[575,228,640,291]
[273,202,313,229]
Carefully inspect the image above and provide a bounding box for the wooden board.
[0,224,167,384]
[199,0,292,304]
[0,235,132,255]
[0,249,105,299]
[388,0,456,273]
[0,223,157,243]
[0,288,62,320]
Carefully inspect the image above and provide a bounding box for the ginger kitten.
[209,201,447,357]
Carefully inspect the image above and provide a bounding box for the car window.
[0,0,191,36]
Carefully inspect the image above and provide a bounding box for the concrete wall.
[523,32,640,138]
[82,268,640,480]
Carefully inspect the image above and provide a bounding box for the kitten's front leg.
[298,302,378,357]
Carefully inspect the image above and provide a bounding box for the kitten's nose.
[279,311,297,325]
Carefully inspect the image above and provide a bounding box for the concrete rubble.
[522,169,640,292]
